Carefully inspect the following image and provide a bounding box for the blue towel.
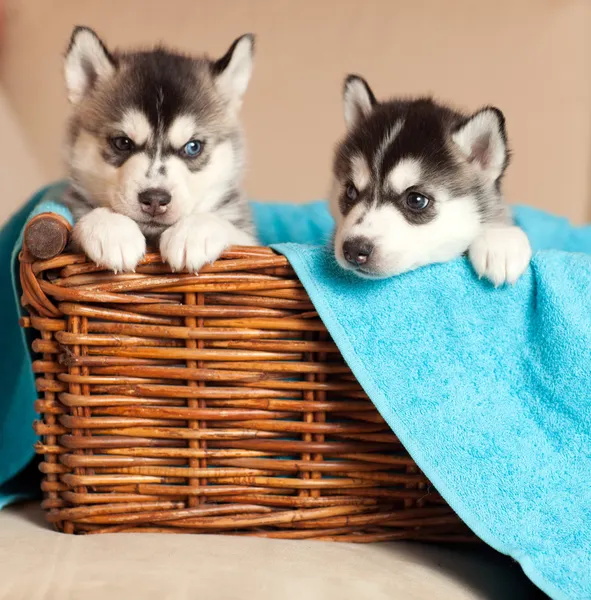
[251,199,335,246]
[2,183,590,599]
[272,211,591,600]
[0,182,72,507]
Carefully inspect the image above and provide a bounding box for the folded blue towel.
[274,212,591,600]
[2,182,590,599]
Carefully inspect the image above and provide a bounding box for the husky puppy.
[62,26,257,273]
[330,75,532,286]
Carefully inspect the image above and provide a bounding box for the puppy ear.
[343,75,377,130]
[212,34,255,111]
[452,107,508,181]
[64,26,116,104]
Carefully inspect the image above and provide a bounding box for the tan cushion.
[0,503,539,599]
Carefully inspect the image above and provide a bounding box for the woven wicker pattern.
[19,216,473,542]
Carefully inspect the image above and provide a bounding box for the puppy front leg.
[468,224,532,287]
[72,207,147,272]
[160,213,257,273]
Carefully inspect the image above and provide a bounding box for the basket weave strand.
[19,212,473,542]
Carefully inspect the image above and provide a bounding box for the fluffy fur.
[63,26,257,273]
[330,75,532,286]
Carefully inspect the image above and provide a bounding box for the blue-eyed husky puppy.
[63,27,257,273]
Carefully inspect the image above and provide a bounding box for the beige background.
[1,0,590,222]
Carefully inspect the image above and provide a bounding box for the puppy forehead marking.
[374,120,404,175]
[386,157,422,194]
[168,115,198,148]
[350,155,371,190]
[119,110,152,146]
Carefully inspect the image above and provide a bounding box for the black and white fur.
[330,75,532,286]
[63,26,257,273]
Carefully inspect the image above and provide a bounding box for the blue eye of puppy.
[346,184,358,201]
[405,191,430,211]
[110,136,135,152]
[182,140,203,158]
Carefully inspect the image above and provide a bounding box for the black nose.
[343,237,374,266]
[138,188,171,216]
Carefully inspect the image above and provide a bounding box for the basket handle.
[23,212,72,261]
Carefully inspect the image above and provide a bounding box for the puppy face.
[64,27,254,236]
[331,76,509,278]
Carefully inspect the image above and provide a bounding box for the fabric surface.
[0,502,541,600]
[251,199,335,246]
[274,209,591,600]
[0,181,71,508]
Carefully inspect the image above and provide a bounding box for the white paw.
[469,225,532,287]
[72,208,146,272]
[160,214,235,273]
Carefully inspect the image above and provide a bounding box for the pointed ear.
[452,107,508,181]
[64,26,116,104]
[343,75,377,130]
[212,34,255,111]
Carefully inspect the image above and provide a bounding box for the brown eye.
[110,136,135,153]
[406,191,430,211]
[346,184,358,201]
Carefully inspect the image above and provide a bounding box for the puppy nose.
[343,237,374,266]
[138,188,171,216]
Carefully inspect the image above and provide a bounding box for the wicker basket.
[18,211,474,542]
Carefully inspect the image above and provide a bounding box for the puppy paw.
[72,208,146,272]
[469,225,532,287]
[160,214,234,273]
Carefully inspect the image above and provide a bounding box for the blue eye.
[405,191,431,211]
[182,140,203,158]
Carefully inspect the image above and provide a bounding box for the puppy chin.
[118,200,180,226]
[335,253,398,280]
[355,263,408,280]
[336,251,424,280]
[351,268,388,280]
